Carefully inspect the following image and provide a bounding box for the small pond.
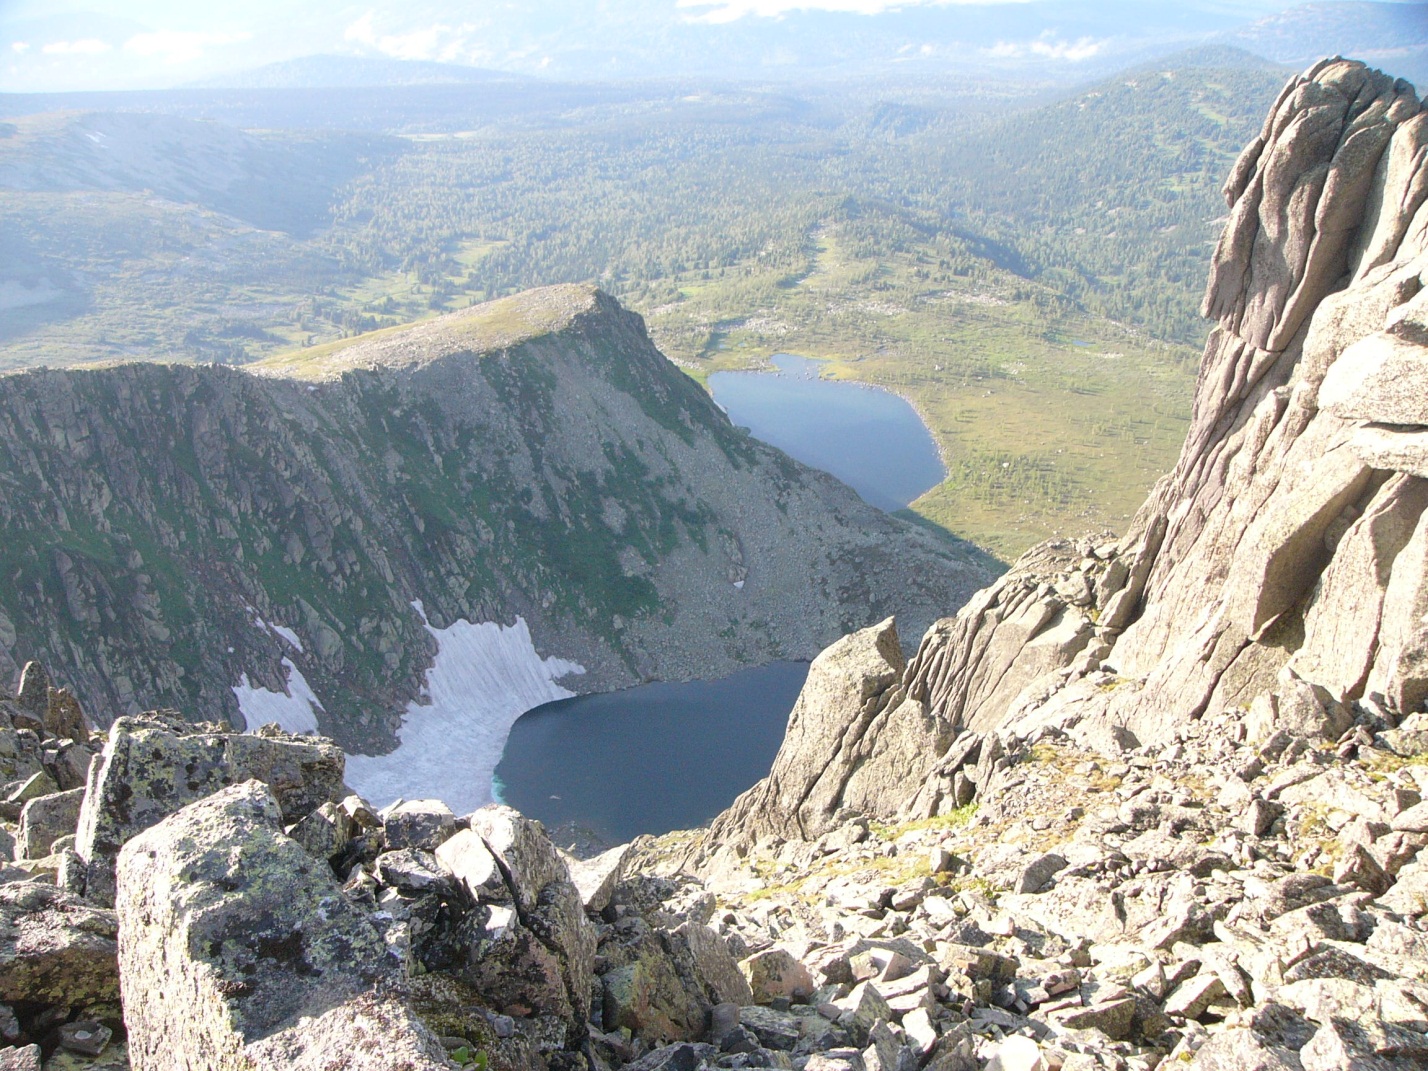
[494,660,810,844]
[708,353,945,511]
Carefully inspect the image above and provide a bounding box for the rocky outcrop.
[0,284,993,754]
[0,882,117,1009]
[652,56,1428,1071]
[69,712,346,906]
[708,59,1428,843]
[115,780,451,1071]
[707,618,910,846]
[639,703,1428,1071]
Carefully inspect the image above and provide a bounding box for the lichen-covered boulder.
[0,881,118,1007]
[71,714,346,905]
[16,788,83,860]
[466,806,598,1026]
[383,799,457,851]
[115,780,450,1071]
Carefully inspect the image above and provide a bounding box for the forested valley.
[0,49,1291,556]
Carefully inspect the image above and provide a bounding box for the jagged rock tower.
[709,58,1428,845]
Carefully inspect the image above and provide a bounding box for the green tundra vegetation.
[0,52,1290,559]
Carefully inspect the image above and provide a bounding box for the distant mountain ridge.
[1225,1,1428,82]
[189,54,534,90]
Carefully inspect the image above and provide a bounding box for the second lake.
[708,353,945,512]
[494,660,809,845]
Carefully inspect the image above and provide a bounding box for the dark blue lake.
[494,660,809,844]
[708,354,945,511]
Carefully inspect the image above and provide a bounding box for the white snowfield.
[231,658,323,735]
[232,601,585,812]
[344,602,585,813]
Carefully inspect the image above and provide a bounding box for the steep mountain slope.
[0,284,993,797]
[705,57,1428,841]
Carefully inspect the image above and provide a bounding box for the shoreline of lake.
[708,353,946,513]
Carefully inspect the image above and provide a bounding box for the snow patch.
[246,606,304,652]
[233,658,323,734]
[268,624,303,652]
[344,601,584,813]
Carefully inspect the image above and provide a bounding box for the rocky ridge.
[0,284,992,753]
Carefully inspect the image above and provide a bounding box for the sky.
[0,0,1394,92]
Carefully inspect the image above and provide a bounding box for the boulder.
[464,806,597,1026]
[285,801,350,861]
[1188,1030,1304,1070]
[601,952,705,1044]
[16,789,83,861]
[1013,852,1068,894]
[0,1046,39,1071]
[115,780,449,1071]
[382,799,457,851]
[0,881,118,1007]
[13,665,47,724]
[741,947,815,1004]
[676,922,753,1006]
[569,843,630,914]
[43,688,87,745]
[984,1036,1045,1071]
[435,829,512,903]
[70,714,346,905]
[1,773,57,821]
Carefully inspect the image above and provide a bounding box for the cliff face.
[709,58,1428,844]
[0,284,993,759]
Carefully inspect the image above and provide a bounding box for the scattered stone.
[57,1021,111,1057]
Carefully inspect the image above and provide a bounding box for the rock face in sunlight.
[648,65,1428,1071]
[711,60,1428,844]
[0,284,994,760]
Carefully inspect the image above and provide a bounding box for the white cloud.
[344,12,490,64]
[984,34,1103,62]
[11,42,30,55]
[123,30,251,65]
[1031,35,1101,61]
[677,0,1024,22]
[41,39,112,55]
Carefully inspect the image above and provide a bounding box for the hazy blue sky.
[0,0,1387,92]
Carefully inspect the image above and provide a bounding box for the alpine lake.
[494,354,945,846]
